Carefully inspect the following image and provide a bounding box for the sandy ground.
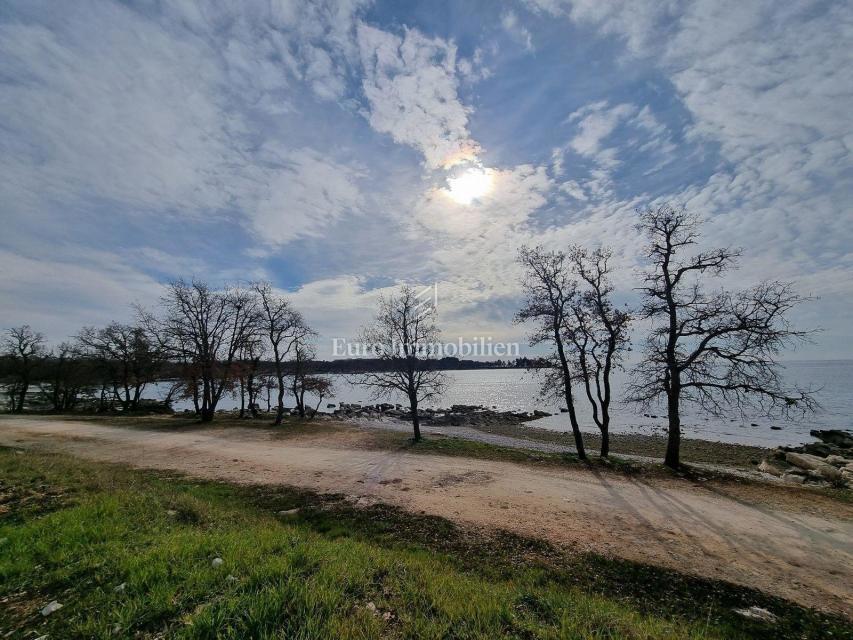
[1,416,851,616]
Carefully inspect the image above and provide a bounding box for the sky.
[1,0,851,359]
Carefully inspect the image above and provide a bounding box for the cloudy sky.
[1,0,851,358]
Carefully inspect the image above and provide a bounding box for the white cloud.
[0,248,163,343]
[524,0,680,56]
[0,11,240,218]
[501,10,534,51]
[414,165,552,237]
[356,22,480,169]
[567,101,636,166]
[249,147,366,245]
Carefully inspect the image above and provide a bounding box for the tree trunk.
[599,400,610,457]
[238,376,246,418]
[298,388,306,418]
[409,394,421,441]
[200,406,215,422]
[563,390,586,460]
[274,374,286,426]
[555,328,586,460]
[599,426,609,458]
[15,380,27,413]
[664,380,681,469]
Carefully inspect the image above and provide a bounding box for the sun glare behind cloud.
[446,168,494,204]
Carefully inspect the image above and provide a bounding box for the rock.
[114,582,126,593]
[226,574,239,582]
[758,460,784,477]
[532,410,551,417]
[211,557,224,568]
[785,452,824,469]
[801,442,833,457]
[781,473,805,485]
[365,601,377,615]
[40,600,63,616]
[770,426,782,430]
[277,508,300,517]
[166,509,177,517]
[825,455,852,467]
[750,423,759,427]
[786,452,843,482]
[734,606,778,623]
[810,429,853,448]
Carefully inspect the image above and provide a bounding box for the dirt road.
[1,416,851,615]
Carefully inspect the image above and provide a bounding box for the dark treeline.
[1,205,817,468]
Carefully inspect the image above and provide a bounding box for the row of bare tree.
[2,205,815,468]
[1,282,330,421]
[363,205,815,469]
[518,205,815,467]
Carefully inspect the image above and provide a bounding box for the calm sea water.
[157,360,853,447]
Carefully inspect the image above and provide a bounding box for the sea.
[154,360,853,448]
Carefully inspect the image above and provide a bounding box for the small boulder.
[211,557,224,568]
[781,473,805,485]
[734,606,777,623]
[40,600,63,616]
[825,455,852,467]
[277,508,300,517]
[758,460,784,477]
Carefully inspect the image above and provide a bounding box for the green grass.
[1,448,848,639]
[389,432,644,473]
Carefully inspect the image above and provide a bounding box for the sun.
[446,168,494,205]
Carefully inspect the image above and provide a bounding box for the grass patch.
[388,432,643,473]
[459,421,769,468]
[1,448,848,639]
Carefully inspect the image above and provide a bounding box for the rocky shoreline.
[331,402,552,426]
[757,429,853,487]
[329,402,853,478]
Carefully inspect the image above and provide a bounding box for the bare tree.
[140,280,259,422]
[288,332,321,418]
[515,247,587,459]
[235,334,265,418]
[251,282,309,425]
[629,204,816,468]
[565,246,632,457]
[3,325,45,412]
[77,323,161,411]
[39,342,90,411]
[356,285,446,441]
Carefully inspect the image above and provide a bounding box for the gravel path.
[3,416,850,616]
